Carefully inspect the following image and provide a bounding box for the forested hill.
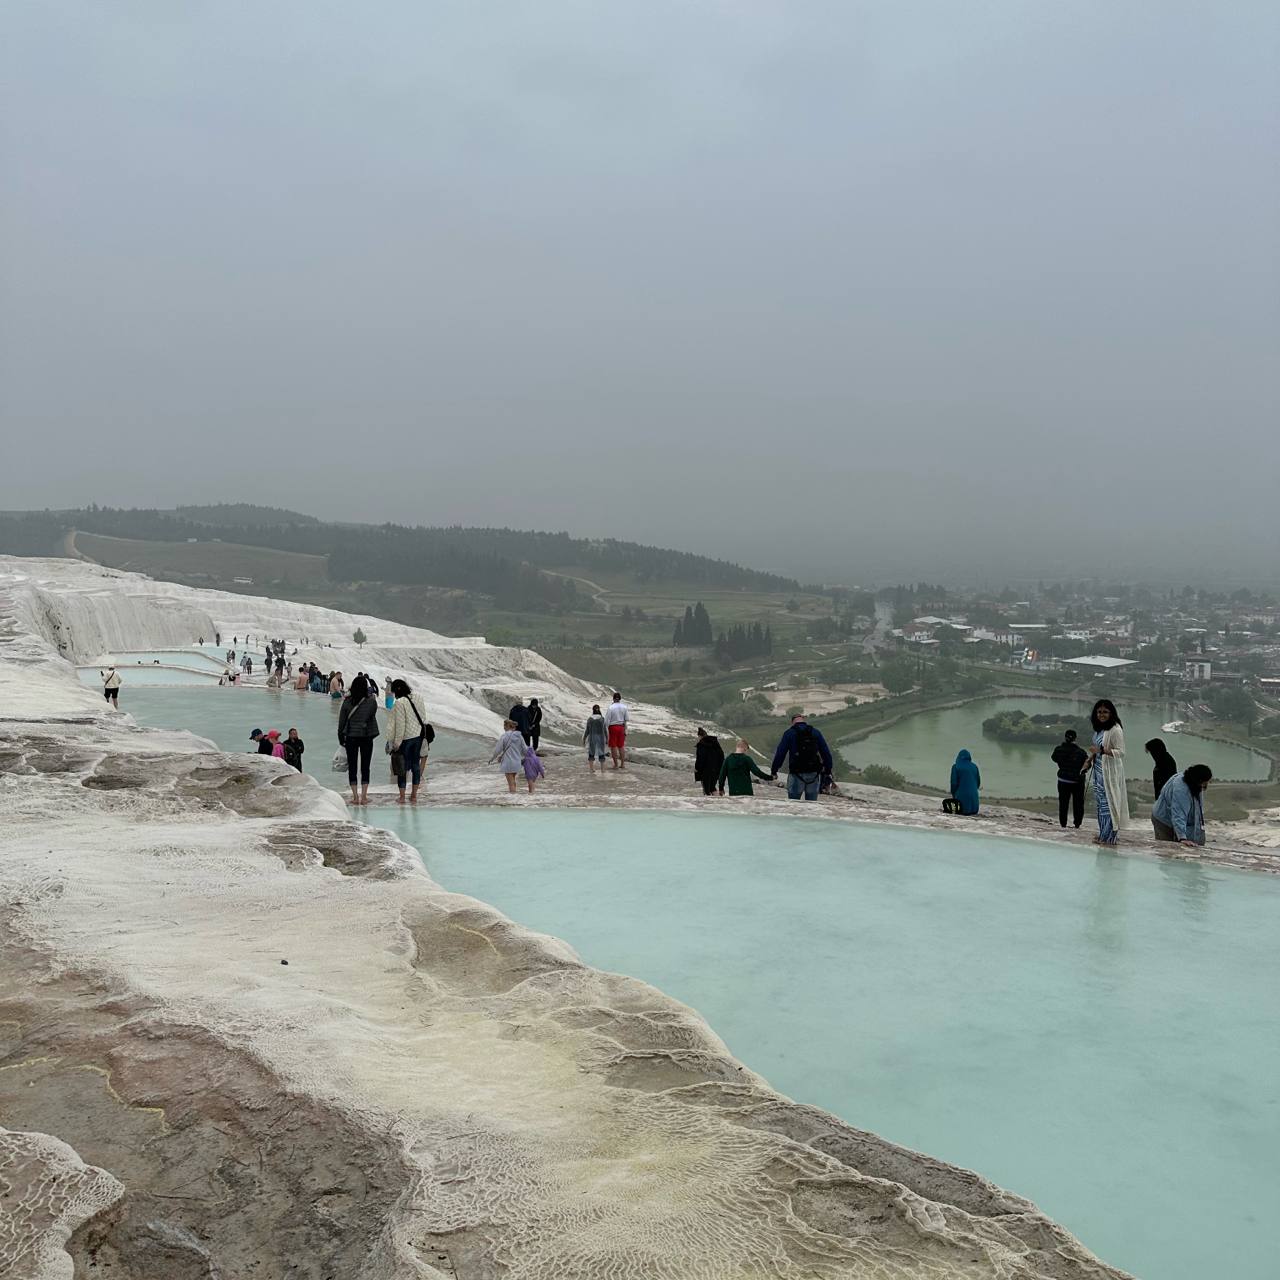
[0,507,798,610]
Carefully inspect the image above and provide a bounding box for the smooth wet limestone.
[841,695,1271,794]
[368,806,1280,1280]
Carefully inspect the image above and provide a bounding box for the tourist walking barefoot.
[386,678,431,805]
[605,692,630,768]
[100,665,122,707]
[522,743,546,794]
[338,674,380,806]
[527,698,543,751]
[583,704,608,773]
[490,720,526,794]
[1088,699,1128,845]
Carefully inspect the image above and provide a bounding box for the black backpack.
[791,724,822,774]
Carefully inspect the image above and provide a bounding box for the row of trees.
[672,602,714,646]
[713,623,774,663]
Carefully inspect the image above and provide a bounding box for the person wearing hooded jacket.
[949,749,981,815]
[693,728,725,796]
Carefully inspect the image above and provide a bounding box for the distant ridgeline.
[982,709,1083,744]
[0,506,797,613]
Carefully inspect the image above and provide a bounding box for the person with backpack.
[769,714,832,800]
[386,677,433,805]
[1051,728,1089,828]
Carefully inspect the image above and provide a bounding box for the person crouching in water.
[490,720,526,794]
[718,740,771,796]
[522,742,546,794]
[1051,729,1088,828]
[949,749,981,815]
[1151,764,1212,848]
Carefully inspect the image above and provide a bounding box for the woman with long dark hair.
[1144,738,1178,800]
[1152,764,1212,846]
[337,673,380,806]
[1088,699,1128,845]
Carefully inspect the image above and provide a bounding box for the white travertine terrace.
[0,559,1136,1278]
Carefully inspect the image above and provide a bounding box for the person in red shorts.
[604,691,630,769]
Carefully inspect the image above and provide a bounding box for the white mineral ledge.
[0,558,1137,1278]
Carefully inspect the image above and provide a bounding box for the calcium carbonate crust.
[0,561,1134,1279]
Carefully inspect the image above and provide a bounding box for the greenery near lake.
[840,696,1271,798]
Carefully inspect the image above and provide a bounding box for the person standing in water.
[337,674,380,806]
[949,749,981,815]
[526,698,543,751]
[522,742,546,794]
[583,704,608,773]
[385,678,431,806]
[100,665,122,706]
[1089,699,1128,845]
[605,692,630,768]
[489,720,526,794]
[1144,738,1178,802]
[694,728,725,797]
[1051,729,1089,828]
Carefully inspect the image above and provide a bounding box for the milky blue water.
[122,688,486,761]
[364,807,1280,1280]
[78,664,222,686]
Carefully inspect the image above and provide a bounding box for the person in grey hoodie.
[583,704,608,773]
[337,673,380,806]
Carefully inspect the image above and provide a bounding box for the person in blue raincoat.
[949,749,981,815]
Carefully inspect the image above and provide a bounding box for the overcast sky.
[3,2,1277,585]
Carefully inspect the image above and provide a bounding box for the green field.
[75,532,328,586]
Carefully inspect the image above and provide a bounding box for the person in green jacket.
[718,739,772,796]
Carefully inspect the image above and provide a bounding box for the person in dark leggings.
[1050,729,1088,828]
[527,698,543,752]
[338,673,380,806]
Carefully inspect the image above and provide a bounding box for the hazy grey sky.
[3,2,1277,584]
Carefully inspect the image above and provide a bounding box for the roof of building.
[1062,655,1138,670]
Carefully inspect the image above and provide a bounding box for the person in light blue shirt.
[1151,765,1212,847]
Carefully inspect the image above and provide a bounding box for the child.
[522,743,546,794]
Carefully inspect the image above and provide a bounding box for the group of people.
[948,699,1214,849]
[249,726,305,770]
[336,674,432,806]
[692,714,836,799]
[581,694,630,771]
[292,663,347,696]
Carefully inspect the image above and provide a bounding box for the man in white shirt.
[604,692,630,769]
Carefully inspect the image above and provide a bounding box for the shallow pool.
[78,664,222,687]
[108,649,230,669]
[841,695,1271,794]
[365,807,1279,1280]
[122,688,487,764]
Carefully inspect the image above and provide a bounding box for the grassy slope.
[75,532,328,585]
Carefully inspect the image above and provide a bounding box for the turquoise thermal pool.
[841,695,1271,794]
[121,687,487,761]
[362,807,1278,1280]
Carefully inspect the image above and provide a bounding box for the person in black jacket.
[1144,738,1178,802]
[338,674,381,806]
[508,698,531,744]
[527,699,543,751]
[1050,729,1088,828]
[693,728,725,797]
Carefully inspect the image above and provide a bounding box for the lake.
[840,696,1270,796]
